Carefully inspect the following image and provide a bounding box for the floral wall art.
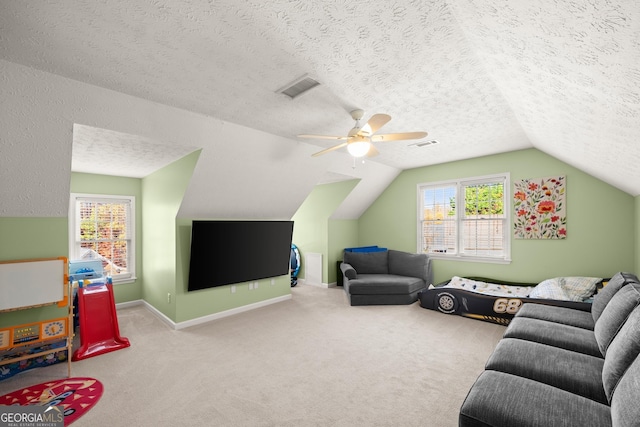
[513,176,566,239]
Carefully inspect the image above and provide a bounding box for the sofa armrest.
[340,262,357,280]
[425,257,433,285]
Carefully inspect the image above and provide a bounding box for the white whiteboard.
[0,258,66,310]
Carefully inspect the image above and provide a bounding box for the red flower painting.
[537,201,555,213]
[513,176,566,239]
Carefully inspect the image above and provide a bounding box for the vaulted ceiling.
[1,0,639,196]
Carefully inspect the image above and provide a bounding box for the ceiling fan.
[298,109,428,158]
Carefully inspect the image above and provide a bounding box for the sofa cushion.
[594,284,640,356]
[485,338,606,404]
[602,306,640,403]
[343,250,389,274]
[459,370,612,427]
[592,272,640,322]
[610,354,640,427]
[387,249,428,281]
[504,317,601,357]
[515,303,594,330]
[347,274,425,295]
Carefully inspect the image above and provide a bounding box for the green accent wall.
[0,218,69,327]
[0,151,309,326]
[358,148,635,284]
[2,148,638,328]
[0,218,68,261]
[328,219,359,283]
[141,151,201,321]
[291,179,359,284]
[140,149,292,323]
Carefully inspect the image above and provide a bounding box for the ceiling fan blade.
[367,145,379,157]
[371,131,428,142]
[311,142,348,157]
[298,134,348,141]
[364,114,391,134]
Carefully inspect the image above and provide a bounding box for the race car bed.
[418,275,604,325]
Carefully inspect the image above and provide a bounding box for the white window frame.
[68,193,136,284]
[417,173,511,264]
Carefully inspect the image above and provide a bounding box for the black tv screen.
[187,220,294,291]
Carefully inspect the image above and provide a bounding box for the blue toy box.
[344,245,387,253]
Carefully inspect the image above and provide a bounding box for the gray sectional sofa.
[340,249,432,306]
[459,272,640,427]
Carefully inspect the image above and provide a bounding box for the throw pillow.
[561,276,602,302]
[529,278,571,300]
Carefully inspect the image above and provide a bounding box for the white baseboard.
[299,279,336,288]
[116,299,144,309]
[117,295,292,330]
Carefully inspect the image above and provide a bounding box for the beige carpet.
[0,285,506,426]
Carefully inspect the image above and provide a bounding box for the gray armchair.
[340,249,432,306]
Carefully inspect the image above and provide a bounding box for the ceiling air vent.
[277,74,320,99]
[410,140,439,147]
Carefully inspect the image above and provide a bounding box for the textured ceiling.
[1,0,639,194]
[72,124,200,178]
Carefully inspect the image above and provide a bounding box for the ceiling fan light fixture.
[347,139,370,157]
[303,109,428,159]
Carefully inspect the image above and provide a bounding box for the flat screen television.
[187,220,294,292]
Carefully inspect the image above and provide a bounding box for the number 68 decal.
[493,298,522,314]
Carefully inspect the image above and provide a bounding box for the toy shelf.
[0,257,73,378]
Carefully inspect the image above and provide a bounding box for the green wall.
[70,173,143,303]
[0,173,143,326]
[139,150,284,324]
[141,151,200,320]
[69,152,294,324]
[327,219,359,283]
[359,148,635,284]
[0,218,68,262]
[172,178,359,320]
[2,148,637,327]
[291,179,359,284]
[0,218,69,326]
[0,151,302,326]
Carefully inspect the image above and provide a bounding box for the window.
[69,194,135,283]
[417,174,510,263]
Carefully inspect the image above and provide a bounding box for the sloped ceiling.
[72,124,200,178]
[1,1,639,212]
[450,0,640,195]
